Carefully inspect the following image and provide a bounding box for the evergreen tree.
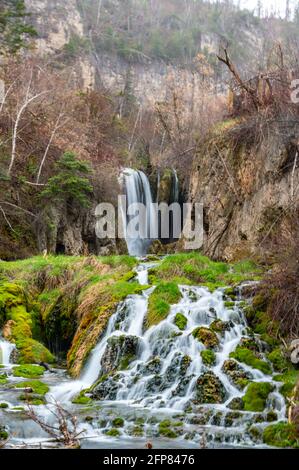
[0,0,36,55]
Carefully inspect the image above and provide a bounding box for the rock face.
[100,335,139,375]
[195,371,227,404]
[189,122,299,260]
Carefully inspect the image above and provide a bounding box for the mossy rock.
[267,349,288,372]
[112,417,124,427]
[105,428,120,437]
[227,397,244,410]
[210,319,232,334]
[19,393,46,405]
[158,420,179,438]
[229,346,272,374]
[274,369,299,398]
[263,422,299,448]
[0,283,54,365]
[0,427,9,441]
[101,335,139,374]
[192,327,219,349]
[200,349,216,366]
[243,382,274,412]
[222,359,251,390]
[248,425,263,441]
[15,380,49,395]
[0,402,8,408]
[195,371,226,404]
[174,312,187,330]
[12,364,45,378]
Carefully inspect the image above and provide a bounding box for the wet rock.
[227,397,245,410]
[138,356,162,375]
[188,408,213,425]
[91,374,121,400]
[101,334,139,374]
[192,327,219,349]
[195,372,227,404]
[224,411,242,427]
[171,375,195,397]
[210,319,233,334]
[222,359,252,390]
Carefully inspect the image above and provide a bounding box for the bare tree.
[26,399,83,448]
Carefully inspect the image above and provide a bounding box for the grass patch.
[146,282,181,328]
[263,422,299,448]
[150,253,263,290]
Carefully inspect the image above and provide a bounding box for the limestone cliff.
[189,119,299,261]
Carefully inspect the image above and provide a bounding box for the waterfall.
[0,338,14,365]
[171,169,179,204]
[120,168,157,257]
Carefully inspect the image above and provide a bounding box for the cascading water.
[120,168,157,257]
[0,338,14,365]
[0,262,288,449]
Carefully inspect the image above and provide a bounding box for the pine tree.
[0,0,36,55]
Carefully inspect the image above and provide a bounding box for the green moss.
[112,417,124,427]
[243,382,274,412]
[0,282,54,364]
[200,349,216,366]
[0,402,8,408]
[192,327,219,349]
[230,346,272,374]
[263,422,299,448]
[0,373,8,384]
[174,312,187,330]
[274,369,299,398]
[267,349,288,372]
[72,391,92,405]
[158,420,178,438]
[15,380,49,395]
[224,301,234,308]
[146,282,181,328]
[0,429,8,440]
[106,428,120,437]
[13,364,45,378]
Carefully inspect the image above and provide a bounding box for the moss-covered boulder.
[195,371,227,404]
[174,312,187,330]
[227,397,245,410]
[243,382,274,412]
[101,335,139,374]
[91,374,122,400]
[12,364,45,378]
[222,359,251,390]
[210,319,232,334]
[0,283,54,364]
[200,349,216,366]
[230,346,272,374]
[192,327,219,349]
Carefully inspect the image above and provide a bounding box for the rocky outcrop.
[100,335,139,375]
[189,119,299,260]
